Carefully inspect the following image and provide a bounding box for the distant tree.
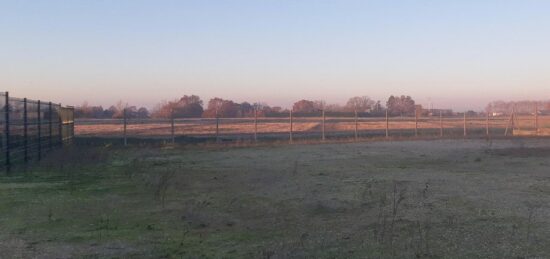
[104,106,116,118]
[271,106,283,113]
[173,95,204,118]
[386,95,416,116]
[90,106,105,118]
[75,101,91,118]
[345,96,375,112]
[465,110,477,116]
[252,102,269,116]
[152,95,204,118]
[203,98,239,117]
[239,102,254,117]
[127,106,139,118]
[325,103,344,112]
[110,100,127,118]
[486,100,549,115]
[292,99,317,113]
[371,100,385,116]
[173,103,203,118]
[137,107,150,118]
[314,100,326,111]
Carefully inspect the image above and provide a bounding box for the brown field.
[75,115,550,138]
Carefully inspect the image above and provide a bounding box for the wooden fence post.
[385,109,389,138]
[37,100,41,160]
[463,112,467,137]
[123,108,127,146]
[5,92,10,170]
[171,109,175,144]
[48,102,52,150]
[289,110,293,143]
[254,108,258,142]
[322,109,326,141]
[439,110,443,137]
[23,98,28,163]
[354,110,358,141]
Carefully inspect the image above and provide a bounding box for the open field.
[2,138,550,258]
[75,115,550,141]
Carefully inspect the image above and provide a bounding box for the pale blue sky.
[2,0,550,110]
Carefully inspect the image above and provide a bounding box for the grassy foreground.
[2,139,550,258]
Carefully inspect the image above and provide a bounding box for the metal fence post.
[5,92,10,170]
[439,110,443,137]
[322,109,326,141]
[535,103,539,135]
[215,110,220,143]
[289,110,293,143]
[71,107,75,142]
[486,110,490,137]
[171,109,175,144]
[37,100,41,160]
[23,98,28,163]
[254,108,258,142]
[415,109,418,137]
[354,110,358,141]
[385,109,389,138]
[58,103,63,146]
[463,112,467,137]
[48,102,53,150]
[123,108,127,146]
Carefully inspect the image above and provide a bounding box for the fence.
[74,106,548,145]
[1,92,75,170]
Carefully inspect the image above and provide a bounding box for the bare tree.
[345,96,375,112]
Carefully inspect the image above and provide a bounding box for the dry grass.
[75,115,550,138]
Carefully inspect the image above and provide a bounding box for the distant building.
[423,108,453,116]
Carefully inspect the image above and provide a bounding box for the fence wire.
[74,109,543,144]
[0,92,74,170]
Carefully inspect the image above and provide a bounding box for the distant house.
[423,108,453,116]
[492,112,504,117]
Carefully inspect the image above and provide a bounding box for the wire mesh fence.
[1,92,74,170]
[74,108,546,144]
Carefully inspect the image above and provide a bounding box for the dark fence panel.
[0,92,74,170]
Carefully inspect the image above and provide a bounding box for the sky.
[2,0,550,111]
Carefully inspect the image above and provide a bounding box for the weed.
[154,170,176,208]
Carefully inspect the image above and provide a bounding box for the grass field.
[2,138,550,258]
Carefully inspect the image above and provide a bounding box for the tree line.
[75,95,419,119]
[486,100,550,115]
